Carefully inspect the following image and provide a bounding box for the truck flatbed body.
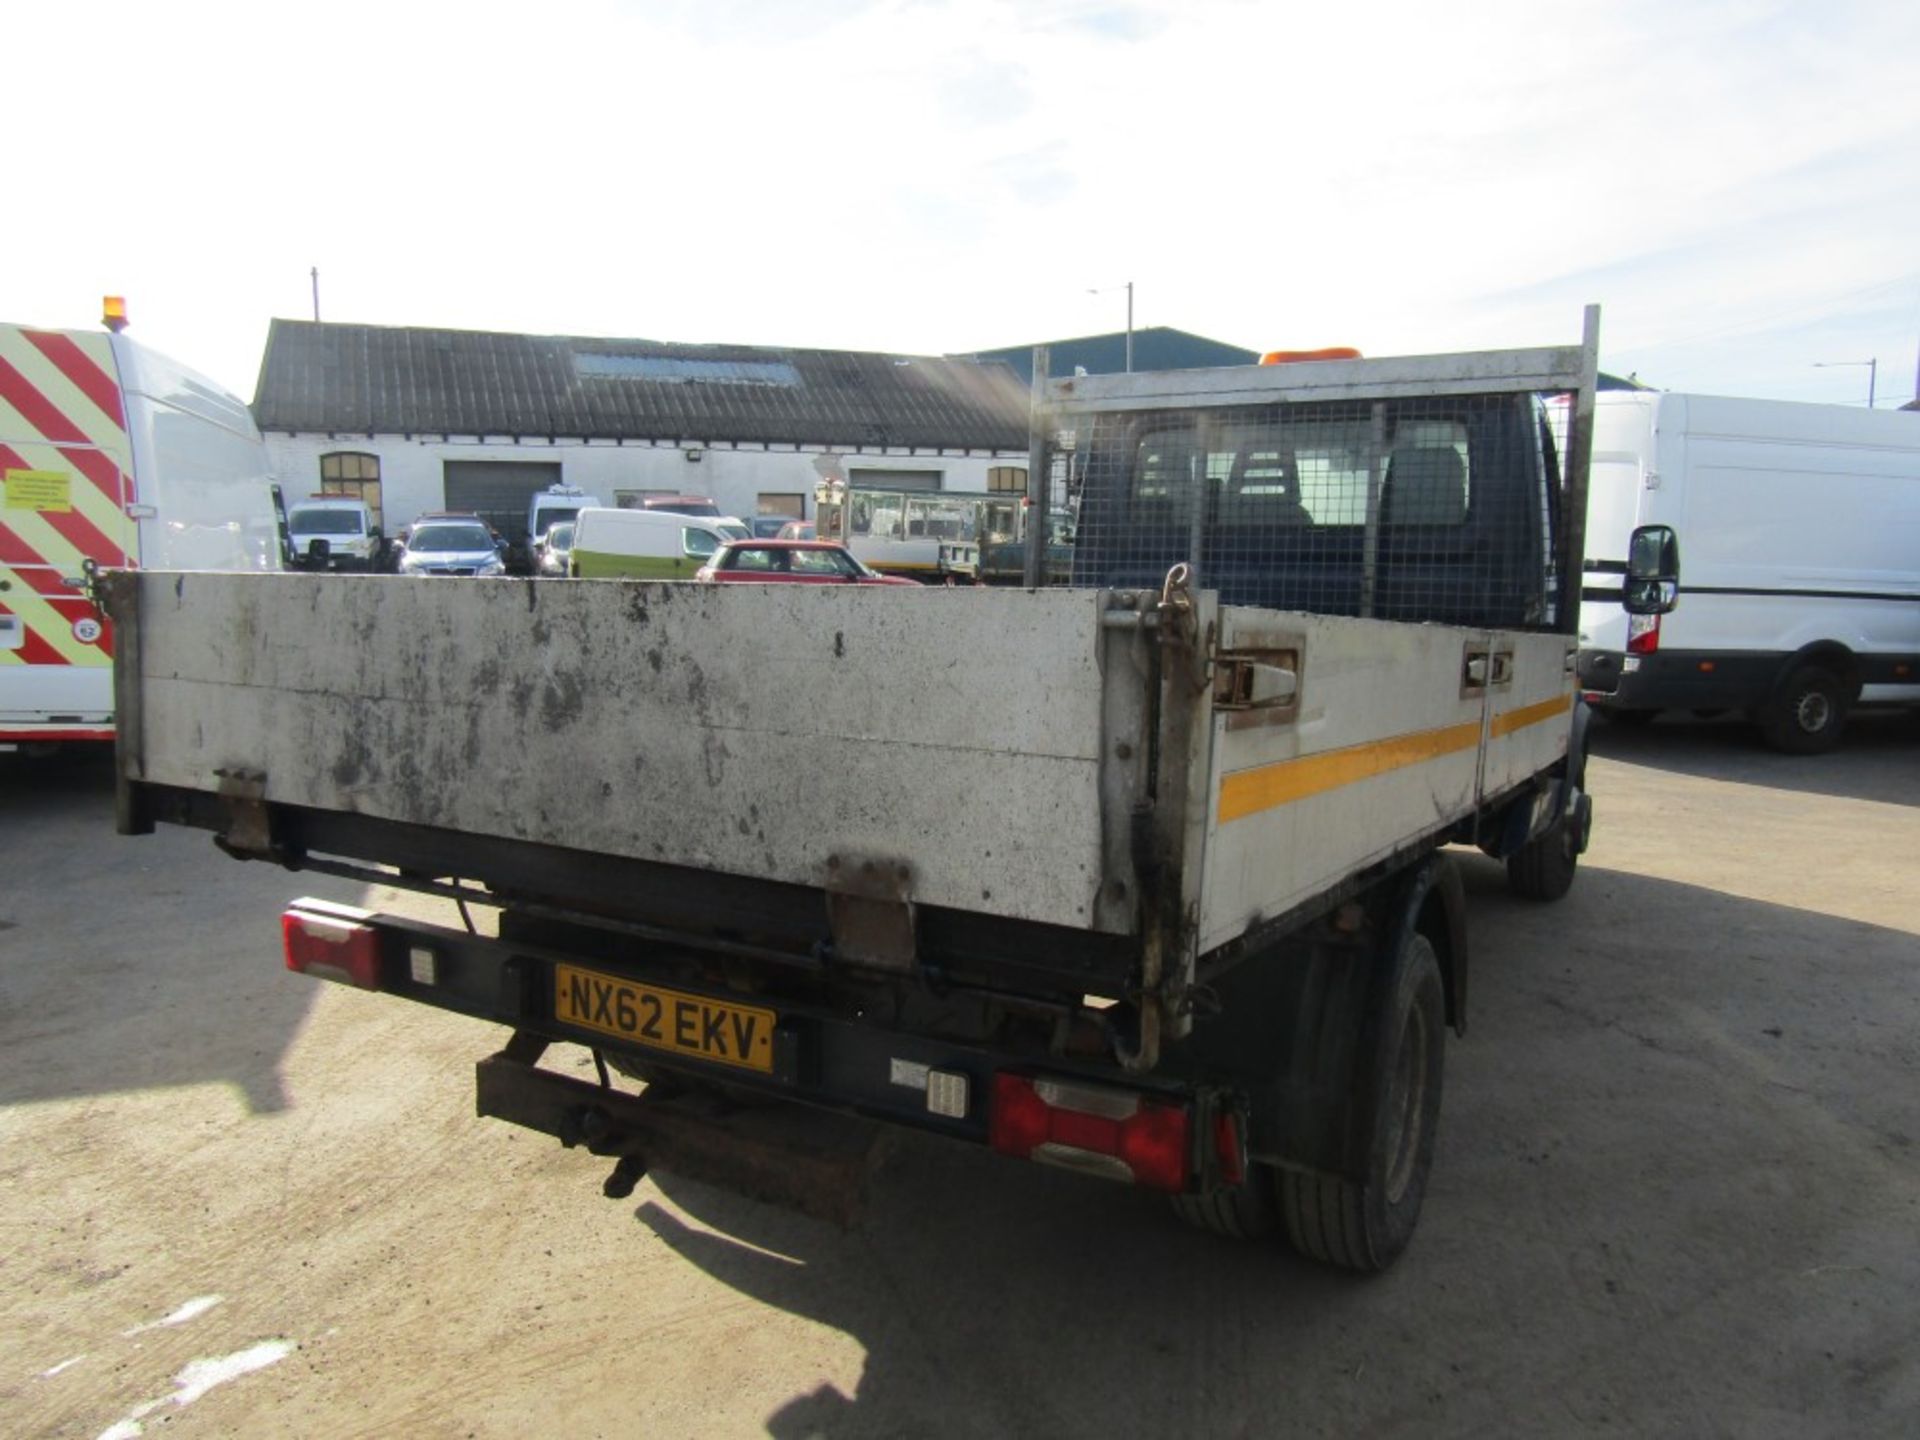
[106,313,1603,1271]
[108,573,1571,977]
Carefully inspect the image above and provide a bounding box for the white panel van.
[1577,390,1920,751]
[568,507,728,579]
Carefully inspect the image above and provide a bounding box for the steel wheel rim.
[1384,1002,1429,1205]
[1795,689,1832,734]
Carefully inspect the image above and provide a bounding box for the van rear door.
[0,326,134,733]
[1578,394,1659,657]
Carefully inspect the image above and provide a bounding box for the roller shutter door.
[441,460,564,543]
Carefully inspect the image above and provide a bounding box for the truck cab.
[1071,392,1563,629]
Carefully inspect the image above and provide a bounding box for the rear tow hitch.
[477,1042,887,1227]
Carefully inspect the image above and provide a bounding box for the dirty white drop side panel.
[1197,609,1500,955]
[127,574,1132,932]
[1481,631,1577,799]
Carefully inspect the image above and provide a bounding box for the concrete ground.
[2,712,1916,1439]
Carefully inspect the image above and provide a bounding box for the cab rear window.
[1132,418,1472,528]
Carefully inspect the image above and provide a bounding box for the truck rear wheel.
[1759,666,1848,755]
[1506,807,1580,901]
[1277,932,1445,1274]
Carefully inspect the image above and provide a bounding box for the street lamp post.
[1813,358,1878,408]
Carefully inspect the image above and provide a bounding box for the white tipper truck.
[105,309,1631,1272]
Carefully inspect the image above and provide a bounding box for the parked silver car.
[397,515,506,577]
[532,521,575,577]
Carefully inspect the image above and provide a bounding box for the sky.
[6,0,1918,408]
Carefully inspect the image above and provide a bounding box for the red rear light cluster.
[1626,613,1661,655]
[989,1073,1191,1191]
[282,899,383,990]
[1212,1110,1245,1187]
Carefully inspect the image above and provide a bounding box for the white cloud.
[4,0,1916,405]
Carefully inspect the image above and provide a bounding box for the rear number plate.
[553,964,775,1074]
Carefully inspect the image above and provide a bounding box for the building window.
[847,467,943,492]
[987,466,1028,493]
[319,452,383,528]
[757,492,805,519]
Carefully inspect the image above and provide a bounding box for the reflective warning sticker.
[4,469,72,511]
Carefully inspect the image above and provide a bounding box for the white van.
[286,494,377,570]
[527,484,599,549]
[1577,389,1920,751]
[1,313,280,750]
[568,507,729,579]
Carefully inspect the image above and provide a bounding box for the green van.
[568,507,729,579]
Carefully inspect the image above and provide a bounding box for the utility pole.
[311,267,321,323]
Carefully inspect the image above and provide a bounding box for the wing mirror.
[1623,524,1679,615]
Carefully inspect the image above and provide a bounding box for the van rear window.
[289,508,364,535]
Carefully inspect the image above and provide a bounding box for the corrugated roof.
[251,320,1031,450]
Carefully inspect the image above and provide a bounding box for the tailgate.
[109,573,1145,935]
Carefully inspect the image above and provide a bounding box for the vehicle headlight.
[398,554,425,572]
[479,556,505,575]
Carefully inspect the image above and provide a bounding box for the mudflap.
[476,1041,888,1228]
[1180,852,1467,1185]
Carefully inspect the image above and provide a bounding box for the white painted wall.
[262,432,1027,531]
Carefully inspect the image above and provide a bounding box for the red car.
[694,539,917,585]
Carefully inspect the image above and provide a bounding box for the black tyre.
[1759,666,1848,755]
[1170,1165,1278,1240]
[1507,809,1579,901]
[1276,933,1445,1274]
